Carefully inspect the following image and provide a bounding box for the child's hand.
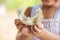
[15,19,31,36]
[31,24,44,38]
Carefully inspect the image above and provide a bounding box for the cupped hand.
[30,24,44,38]
[15,19,32,36]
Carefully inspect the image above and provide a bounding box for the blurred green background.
[0,0,41,10]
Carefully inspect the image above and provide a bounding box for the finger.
[15,19,21,29]
[27,25,31,32]
[33,25,38,32]
[15,19,24,25]
[15,19,21,26]
[15,19,25,26]
[36,24,44,30]
[29,25,37,32]
[34,25,42,33]
[15,19,26,29]
[31,26,37,35]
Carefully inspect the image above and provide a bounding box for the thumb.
[36,23,44,30]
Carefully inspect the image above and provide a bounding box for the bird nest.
[17,7,43,25]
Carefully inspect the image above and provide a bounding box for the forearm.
[16,35,30,40]
[16,32,33,40]
[39,29,60,40]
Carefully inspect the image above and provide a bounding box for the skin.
[41,0,60,19]
[15,0,60,40]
